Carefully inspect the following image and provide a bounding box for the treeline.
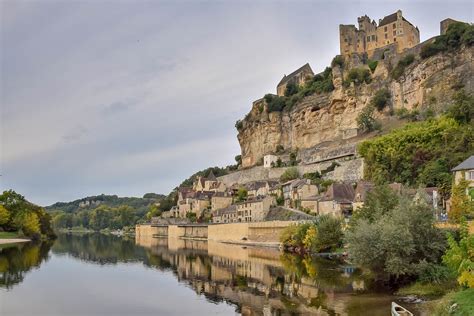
[46,193,164,216]
[52,205,138,231]
[0,190,56,239]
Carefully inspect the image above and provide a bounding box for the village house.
[352,181,376,210]
[246,180,280,198]
[317,183,355,217]
[212,205,238,224]
[211,192,233,211]
[263,154,278,168]
[300,196,319,214]
[339,10,420,58]
[452,155,474,201]
[193,171,227,193]
[234,196,275,222]
[282,179,318,208]
[276,63,314,96]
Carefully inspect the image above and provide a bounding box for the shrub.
[370,88,391,111]
[346,194,447,279]
[391,54,415,80]
[331,55,344,68]
[347,67,371,85]
[446,89,474,124]
[284,82,299,97]
[421,22,474,59]
[235,120,243,130]
[280,167,299,182]
[357,105,380,132]
[368,60,378,73]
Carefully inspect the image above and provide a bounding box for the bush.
[395,108,420,121]
[421,22,474,59]
[367,60,378,73]
[280,167,299,182]
[347,67,371,85]
[391,54,415,80]
[285,82,299,97]
[370,88,391,111]
[446,89,474,124]
[331,55,344,68]
[235,120,243,130]
[357,105,380,132]
[346,194,447,279]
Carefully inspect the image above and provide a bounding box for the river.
[0,234,422,315]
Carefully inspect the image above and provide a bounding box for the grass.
[0,231,21,239]
[396,281,458,298]
[427,288,474,316]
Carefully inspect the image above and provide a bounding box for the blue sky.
[1,0,472,205]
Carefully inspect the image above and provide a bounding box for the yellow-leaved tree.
[449,179,474,223]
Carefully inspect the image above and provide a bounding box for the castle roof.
[378,11,415,29]
[277,63,314,87]
[320,183,355,203]
[207,171,217,181]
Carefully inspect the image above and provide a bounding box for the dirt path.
[0,238,30,245]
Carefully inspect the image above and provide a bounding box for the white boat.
[391,302,414,316]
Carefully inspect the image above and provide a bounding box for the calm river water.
[0,234,422,315]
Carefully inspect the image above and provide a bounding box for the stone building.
[317,183,355,217]
[452,155,474,200]
[339,10,420,58]
[234,196,275,222]
[211,192,233,211]
[263,154,278,168]
[282,179,318,208]
[212,205,238,223]
[440,18,462,35]
[276,63,314,96]
[193,171,226,193]
[246,180,280,198]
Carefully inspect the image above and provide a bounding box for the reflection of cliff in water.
[136,236,393,316]
[0,241,53,289]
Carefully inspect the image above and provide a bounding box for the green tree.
[352,185,399,223]
[235,155,242,166]
[370,89,391,111]
[20,213,41,236]
[443,218,474,288]
[357,105,379,132]
[447,90,474,124]
[0,205,11,226]
[449,179,474,223]
[346,196,446,279]
[280,167,299,182]
[235,187,248,202]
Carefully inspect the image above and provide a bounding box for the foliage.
[391,54,415,80]
[179,166,230,188]
[53,205,137,231]
[281,215,343,253]
[396,280,456,298]
[346,195,446,279]
[265,67,334,113]
[395,107,420,121]
[280,167,299,182]
[443,219,474,288]
[449,180,474,222]
[145,204,162,220]
[235,120,243,130]
[352,185,399,222]
[447,90,474,124]
[421,22,474,59]
[358,116,474,197]
[0,205,10,226]
[346,67,371,85]
[370,88,391,111]
[0,190,55,238]
[234,155,242,166]
[235,187,248,202]
[331,55,344,68]
[186,212,197,223]
[357,105,380,132]
[367,60,378,73]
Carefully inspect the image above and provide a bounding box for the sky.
[1,0,472,206]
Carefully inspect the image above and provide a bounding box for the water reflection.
[0,234,415,315]
[0,241,52,289]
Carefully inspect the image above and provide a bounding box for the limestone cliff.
[237,45,473,168]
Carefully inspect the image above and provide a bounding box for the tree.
[20,213,41,236]
[235,187,248,202]
[357,105,379,132]
[0,205,11,226]
[352,185,399,223]
[449,179,474,223]
[447,90,474,124]
[346,195,446,279]
[235,155,242,166]
[280,167,299,182]
[284,82,299,97]
[443,218,474,288]
[370,89,391,111]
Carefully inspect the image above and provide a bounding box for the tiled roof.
[452,155,474,171]
[213,205,237,216]
[321,183,355,202]
[378,12,398,27]
[277,63,314,87]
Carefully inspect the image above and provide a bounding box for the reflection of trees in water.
[0,241,52,289]
[52,233,146,265]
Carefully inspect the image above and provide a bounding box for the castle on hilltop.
[339,10,420,58]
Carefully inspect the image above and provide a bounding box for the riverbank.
[0,238,30,245]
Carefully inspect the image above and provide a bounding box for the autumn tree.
[449,179,474,223]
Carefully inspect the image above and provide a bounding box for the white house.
[263,154,278,168]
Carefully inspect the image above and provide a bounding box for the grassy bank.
[427,289,474,316]
[0,231,21,239]
[396,281,458,298]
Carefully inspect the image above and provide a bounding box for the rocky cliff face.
[237,45,473,168]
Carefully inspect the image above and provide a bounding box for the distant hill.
[46,193,165,217]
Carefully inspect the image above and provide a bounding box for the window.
[393,23,396,28]
[393,30,396,36]
[394,38,397,42]
[468,170,474,180]
[372,35,376,41]
[385,33,388,39]
[367,36,370,42]
[384,26,388,32]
